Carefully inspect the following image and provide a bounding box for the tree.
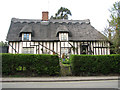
[51,7,72,19]
[0,41,8,47]
[102,26,112,41]
[107,1,120,54]
[108,2,120,28]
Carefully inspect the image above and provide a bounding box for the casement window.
[61,48,68,55]
[60,33,68,41]
[23,33,29,41]
[22,47,34,54]
[22,33,31,41]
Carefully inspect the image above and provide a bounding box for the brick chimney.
[42,11,49,21]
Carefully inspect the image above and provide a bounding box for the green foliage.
[108,1,120,28]
[60,58,71,64]
[107,1,120,54]
[71,54,120,76]
[51,7,72,19]
[2,53,60,77]
[0,41,8,46]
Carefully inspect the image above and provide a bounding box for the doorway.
[81,45,88,54]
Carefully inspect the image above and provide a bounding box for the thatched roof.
[6,18,107,41]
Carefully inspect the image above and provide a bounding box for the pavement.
[1,76,119,82]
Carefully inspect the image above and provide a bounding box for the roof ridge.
[11,18,90,24]
[11,18,42,23]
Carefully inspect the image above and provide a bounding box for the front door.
[81,45,88,54]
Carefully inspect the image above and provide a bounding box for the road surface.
[2,80,118,88]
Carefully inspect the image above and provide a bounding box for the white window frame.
[59,33,68,41]
[22,33,31,41]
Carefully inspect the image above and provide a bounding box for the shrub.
[2,53,60,76]
[61,58,71,64]
[71,54,120,76]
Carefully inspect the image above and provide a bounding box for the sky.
[0,0,119,42]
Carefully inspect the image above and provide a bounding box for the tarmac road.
[2,80,118,88]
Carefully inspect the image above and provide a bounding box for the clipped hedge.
[71,54,120,76]
[2,53,60,76]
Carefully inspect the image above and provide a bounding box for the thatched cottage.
[6,12,110,57]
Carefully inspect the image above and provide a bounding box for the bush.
[71,54,120,76]
[2,53,60,76]
[60,58,71,64]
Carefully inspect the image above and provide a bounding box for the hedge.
[71,54,120,76]
[1,53,60,76]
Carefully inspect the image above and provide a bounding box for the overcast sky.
[0,0,118,42]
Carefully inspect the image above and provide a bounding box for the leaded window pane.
[61,33,67,41]
[22,48,34,54]
[61,48,68,55]
[23,33,29,41]
[27,34,29,40]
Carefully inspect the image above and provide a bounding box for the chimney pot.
[42,11,48,21]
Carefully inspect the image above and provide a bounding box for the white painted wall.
[8,41,111,56]
[8,42,12,53]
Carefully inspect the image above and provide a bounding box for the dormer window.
[22,33,31,41]
[20,25,32,41]
[60,33,68,41]
[56,25,71,41]
[61,33,67,41]
[24,33,29,41]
